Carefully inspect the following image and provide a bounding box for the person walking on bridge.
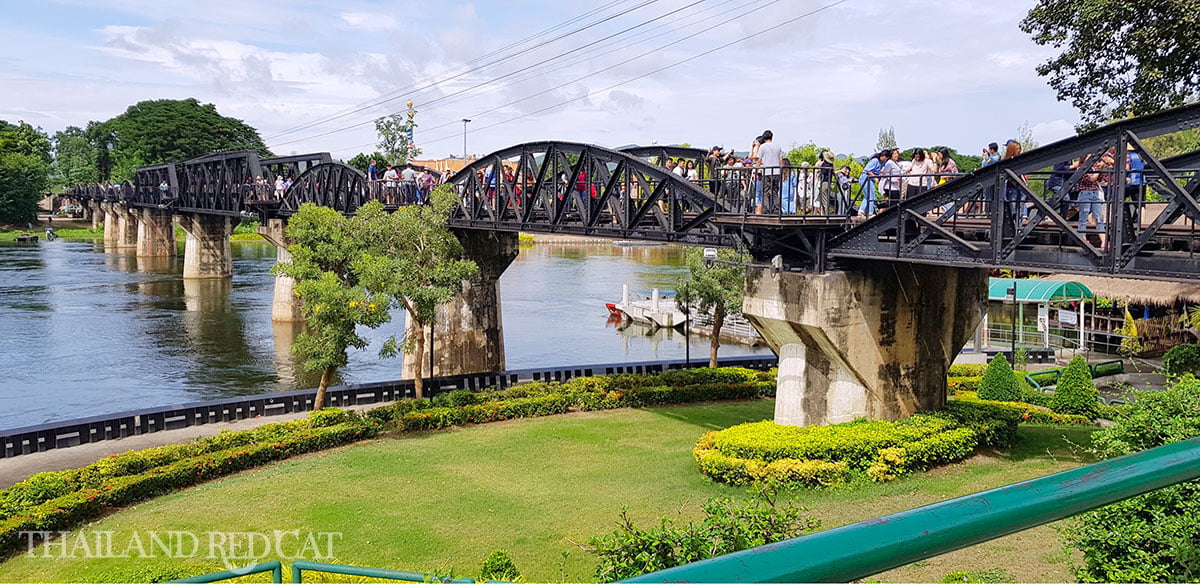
[858,151,883,217]
[756,130,782,214]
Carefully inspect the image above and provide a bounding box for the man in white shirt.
[756,130,782,213]
[382,164,399,205]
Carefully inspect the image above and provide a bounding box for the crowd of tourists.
[365,159,450,206]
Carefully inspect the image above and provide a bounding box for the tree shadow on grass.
[974,425,1099,464]
[635,399,775,432]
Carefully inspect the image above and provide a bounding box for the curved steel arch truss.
[277,162,373,215]
[447,141,732,245]
[829,102,1200,281]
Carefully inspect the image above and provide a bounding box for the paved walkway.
[0,402,392,489]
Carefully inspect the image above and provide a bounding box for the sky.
[0,0,1083,161]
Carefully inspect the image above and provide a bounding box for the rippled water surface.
[0,239,770,429]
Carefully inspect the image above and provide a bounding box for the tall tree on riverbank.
[0,120,51,224]
[273,203,391,409]
[676,247,749,368]
[51,126,99,188]
[1021,0,1200,129]
[354,186,478,398]
[86,99,270,180]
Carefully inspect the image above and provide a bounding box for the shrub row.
[363,368,774,427]
[953,391,1094,425]
[0,415,352,519]
[0,420,379,556]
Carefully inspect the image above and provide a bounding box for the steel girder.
[260,153,332,182]
[276,162,372,215]
[447,141,732,245]
[173,151,262,216]
[828,102,1200,282]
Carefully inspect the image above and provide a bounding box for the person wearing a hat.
[817,150,836,213]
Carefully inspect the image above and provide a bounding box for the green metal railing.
[168,561,282,583]
[621,436,1200,583]
[1025,359,1125,390]
[292,560,476,583]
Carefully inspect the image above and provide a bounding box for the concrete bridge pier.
[401,230,519,379]
[178,213,233,279]
[136,208,176,257]
[101,202,119,246]
[89,201,104,231]
[742,260,988,427]
[110,204,139,248]
[258,219,304,322]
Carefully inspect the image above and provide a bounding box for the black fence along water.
[0,356,778,459]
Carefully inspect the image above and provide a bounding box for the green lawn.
[0,402,1097,583]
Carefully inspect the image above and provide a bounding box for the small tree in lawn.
[273,203,391,409]
[675,247,749,368]
[355,186,479,398]
[979,354,1021,401]
[1051,355,1099,418]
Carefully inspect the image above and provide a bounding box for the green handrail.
[167,561,282,583]
[1024,359,1124,390]
[292,560,476,583]
[622,436,1200,583]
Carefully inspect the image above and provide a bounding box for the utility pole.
[462,119,471,160]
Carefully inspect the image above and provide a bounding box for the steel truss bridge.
[69,104,1200,282]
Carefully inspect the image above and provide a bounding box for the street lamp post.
[462,118,471,160]
[1008,284,1018,360]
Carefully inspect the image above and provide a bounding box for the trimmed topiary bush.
[978,354,1021,402]
[1050,356,1100,418]
[1163,343,1200,378]
[479,550,521,582]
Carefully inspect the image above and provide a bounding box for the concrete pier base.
[258,219,304,322]
[401,230,518,379]
[90,201,104,231]
[111,205,138,248]
[178,214,232,279]
[136,208,176,257]
[101,202,118,246]
[742,260,988,427]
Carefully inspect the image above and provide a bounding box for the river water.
[0,239,771,429]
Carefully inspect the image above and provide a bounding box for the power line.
[264,0,657,141]
[411,0,850,151]
[269,0,709,149]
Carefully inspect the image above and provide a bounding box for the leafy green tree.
[273,203,391,409]
[1145,128,1200,158]
[51,126,99,188]
[346,151,389,174]
[1017,120,1039,152]
[876,126,897,151]
[676,247,749,368]
[375,110,421,165]
[478,550,521,582]
[1050,355,1100,417]
[0,120,51,224]
[978,354,1021,401]
[354,186,479,398]
[91,98,270,174]
[1021,0,1200,129]
[1064,375,1200,582]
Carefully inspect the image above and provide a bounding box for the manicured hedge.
[694,406,1004,487]
[0,419,379,556]
[953,391,1094,425]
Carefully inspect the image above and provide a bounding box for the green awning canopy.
[988,278,1093,303]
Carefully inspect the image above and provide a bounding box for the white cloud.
[340,12,400,32]
[1030,119,1077,146]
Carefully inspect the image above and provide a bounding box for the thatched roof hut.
[1042,274,1200,307]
